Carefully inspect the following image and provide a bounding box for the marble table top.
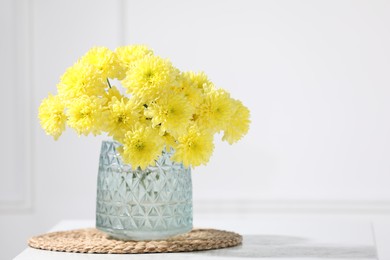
[14,215,390,259]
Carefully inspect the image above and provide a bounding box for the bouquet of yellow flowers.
[39,45,250,169]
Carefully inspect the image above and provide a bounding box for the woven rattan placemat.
[28,228,242,254]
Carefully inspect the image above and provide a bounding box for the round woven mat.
[28,228,242,254]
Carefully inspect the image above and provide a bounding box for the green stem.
[106,78,112,89]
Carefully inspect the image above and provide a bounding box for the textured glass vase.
[96,141,193,240]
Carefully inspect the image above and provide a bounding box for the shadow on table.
[197,235,377,259]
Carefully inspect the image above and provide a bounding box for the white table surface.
[14,215,390,260]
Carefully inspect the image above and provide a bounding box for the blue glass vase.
[96,141,193,240]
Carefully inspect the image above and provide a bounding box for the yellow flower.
[39,44,251,169]
[80,46,126,80]
[174,73,204,108]
[186,71,213,93]
[172,125,214,167]
[222,99,251,144]
[102,86,126,106]
[57,61,105,101]
[145,92,194,137]
[121,55,179,101]
[161,132,177,152]
[121,125,164,169]
[66,95,103,136]
[115,45,153,69]
[104,97,139,140]
[195,88,233,133]
[38,94,67,140]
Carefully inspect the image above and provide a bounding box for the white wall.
[2,0,390,259]
[129,0,390,208]
[124,0,390,205]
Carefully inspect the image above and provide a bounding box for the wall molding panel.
[0,0,33,212]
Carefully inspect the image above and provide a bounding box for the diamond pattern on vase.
[96,141,193,238]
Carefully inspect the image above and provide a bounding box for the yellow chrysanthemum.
[39,44,251,169]
[121,125,164,169]
[195,88,233,133]
[172,126,214,167]
[115,45,153,69]
[222,99,251,144]
[173,73,204,108]
[38,94,67,140]
[161,132,177,152]
[186,71,214,93]
[104,97,139,140]
[80,47,126,80]
[145,92,194,137]
[121,55,179,101]
[102,86,127,105]
[66,95,103,136]
[57,61,105,102]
